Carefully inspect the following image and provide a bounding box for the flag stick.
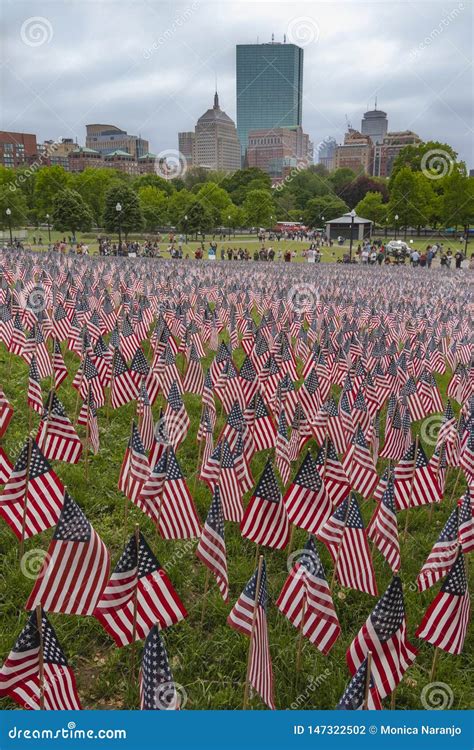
[106,348,117,424]
[243,554,264,710]
[192,437,203,497]
[404,435,419,539]
[330,496,351,592]
[200,568,211,628]
[295,596,307,673]
[130,523,140,679]
[124,415,135,538]
[35,604,45,710]
[363,651,373,710]
[19,436,34,560]
[155,443,171,536]
[390,689,396,709]
[84,386,91,481]
[430,647,440,682]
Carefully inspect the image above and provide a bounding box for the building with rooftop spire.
[182,92,241,173]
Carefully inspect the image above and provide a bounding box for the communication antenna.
[283,34,286,43]
[272,32,274,43]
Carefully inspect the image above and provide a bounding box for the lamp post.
[115,202,122,254]
[184,214,188,244]
[5,208,12,245]
[46,213,51,243]
[228,214,231,239]
[349,209,356,262]
[394,214,399,241]
[464,224,469,256]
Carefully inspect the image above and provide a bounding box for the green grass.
[0,338,471,711]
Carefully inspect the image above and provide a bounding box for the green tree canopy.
[34,166,71,217]
[242,189,276,227]
[51,188,93,235]
[354,191,387,226]
[103,184,144,236]
[138,186,169,232]
[303,195,348,227]
[132,172,175,196]
[0,183,29,230]
[73,168,122,225]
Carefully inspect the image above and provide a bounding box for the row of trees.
[0,140,472,238]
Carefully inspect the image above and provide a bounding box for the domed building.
[187,92,241,173]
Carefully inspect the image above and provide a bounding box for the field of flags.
[0,250,472,712]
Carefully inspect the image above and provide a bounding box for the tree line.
[0,140,472,238]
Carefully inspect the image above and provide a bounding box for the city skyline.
[1,1,472,168]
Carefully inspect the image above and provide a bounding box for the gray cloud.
[1,0,472,166]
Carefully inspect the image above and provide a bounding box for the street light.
[46,213,51,243]
[349,209,356,262]
[184,214,188,244]
[115,202,122,254]
[228,214,231,238]
[394,214,399,241]
[5,208,12,245]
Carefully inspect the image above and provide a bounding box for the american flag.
[93,530,187,646]
[416,552,470,655]
[165,381,190,450]
[36,391,83,464]
[0,445,13,484]
[137,380,154,451]
[458,490,474,552]
[25,491,110,615]
[227,558,275,710]
[0,439,64,540]
[347,575,417,699]
[417,507,462,592]
[200,440,244,523]
[183,342,204,395]
[316,494,378,596]
[276,536,341,655]
[367,476,400,574]
[342,426,379,500]
[394,440,441,509]
[240,459,290,549]
[315,438,351,508]
[0,609,81,710]
[110,348,138,408]
[140,625,179,710]
[77,388,100,455]
[250,392,276,451]
[275,407,291,486]
[118,422,150,502]
[283,450,331,535]
[27,355,43,414]
[196,485,229,601]
[336,656,382,710]
[0,387,13,437]
[52,339,68,389]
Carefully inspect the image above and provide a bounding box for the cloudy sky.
[2,0,472,167]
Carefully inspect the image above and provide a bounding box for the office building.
[85,124,149,158]
[0,131,37,168]
[334,129,373,174]
[236,41,303,161]
[178,132,195,166]
[361,107,388,144]
[246,125,310,178]
[317,137,337,171]
[192,92,241,172]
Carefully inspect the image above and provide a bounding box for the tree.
[276,169,332,210]
[330,168,357,194]
[182,198,215,235]
[389,141,460,185]
[0,183,29,230]
[51,189,93,236]
[138,187,169,232]
[195,182,232,213]
[132,173,175,196]
[337,174,389,208]
[167,189,193,227]
[103,184,144,237]
[303,195,348,227]
[242,189,275,227]
[386,167,435,236]
[355,191,387,226]
[223,204,245,232]
[442,170,474,230]
[34,166,71,217]
[73,168,121,225]
[221,168,271,204]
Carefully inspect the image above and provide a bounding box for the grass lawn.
[0,321,470,711]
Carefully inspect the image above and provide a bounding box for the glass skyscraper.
[236,42,304,162]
